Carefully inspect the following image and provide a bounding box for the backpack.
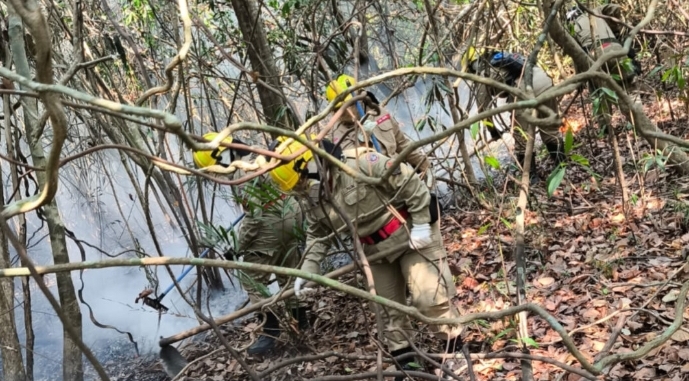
[489,52,526,86]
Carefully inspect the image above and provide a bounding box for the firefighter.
[461,47,564,183]
[193,132,308,356]
[268,135,464,380]
[324,74,441,221]
[325,74,431,177]
[565,4,641,84]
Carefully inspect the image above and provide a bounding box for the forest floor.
[109,64,689,381]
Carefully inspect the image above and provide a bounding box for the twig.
[596,280,689,370]
[463,343,477,381]
[171,348,223,381]
[402,330,462,381]
[468,352,596,380]
[593,314,627,363]
[307,370,450,381]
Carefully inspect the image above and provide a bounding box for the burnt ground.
[109,61,689,381]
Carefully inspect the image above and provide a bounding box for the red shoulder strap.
[376,114,391,125]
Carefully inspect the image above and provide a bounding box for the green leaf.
[570,154,589,167]
[546,166,566,197]
[601,87,618,101]
[499,217,512,229]
[415,118,427,131]
[477,223,491,235]
[642,155,654,173]
[436,80,453,94]
[522,337,540,348]
[564,127,574,154]
[678,74,686,90]
[407,362,423,369]
[470,122,480,140]
[661,68,673,82]
[484,156,501,170]
[647,65,664,78]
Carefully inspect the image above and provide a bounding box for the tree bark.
[0,173,27,381]
[7,6,83,381]
[230,0,298,130]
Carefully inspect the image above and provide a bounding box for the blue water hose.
[159,212,246,298]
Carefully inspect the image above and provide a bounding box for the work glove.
[409,224,434,250]
[294,277,315,298]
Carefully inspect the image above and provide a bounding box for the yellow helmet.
[325,74,356,108]
[461,46,481,72]
[269,135,316,192]
[193,132,233,168]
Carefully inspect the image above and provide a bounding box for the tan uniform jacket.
[231,169,303,258]
[330,109,430,174]
[298,148,433,274]
[572,5,634,82]
[573,5,622,49]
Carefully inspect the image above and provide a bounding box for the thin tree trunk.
[230,0,297,130]
[7,7,83,381]
[4,24,35,381]
[0,142,27,380]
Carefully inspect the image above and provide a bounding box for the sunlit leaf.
[477,223,491,235]
[661,68,673,82]
[570,154,589,167]
[484,156,501,170]
[470,122,480,140]
[522,337,540,348]
[564,127,573,154]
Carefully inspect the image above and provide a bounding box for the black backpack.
[489,52,527,86]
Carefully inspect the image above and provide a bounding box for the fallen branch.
[3,256,687,375]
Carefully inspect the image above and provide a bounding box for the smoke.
[5,148,246,380]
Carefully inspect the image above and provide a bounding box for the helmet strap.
[210,148,230,168]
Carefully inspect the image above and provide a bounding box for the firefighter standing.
[269,136,463,380]
[193,133,308,356]
[565,4,640,85]
[324,74,441,220]
[462,47,564,182]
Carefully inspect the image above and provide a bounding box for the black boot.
[391,347,417,381]
[291,307,311,331]
[247,311,280,355]
[545,140,565,166]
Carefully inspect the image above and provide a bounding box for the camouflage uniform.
[231,169,304,302]
[229,167,307,355]
[297,147,461,352]
[571,4,636,84]
[472,60,563,166]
